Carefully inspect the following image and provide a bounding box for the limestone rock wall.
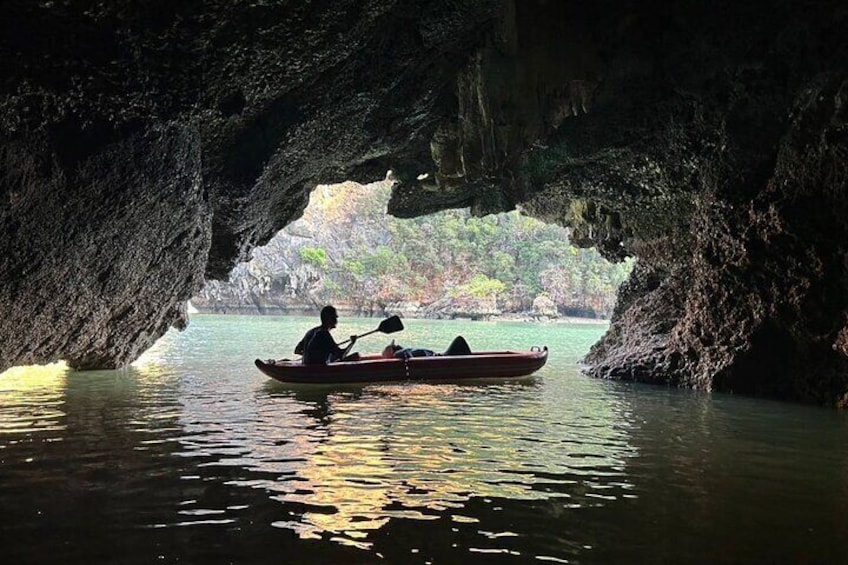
[520,6,848,405]
[389,0,848,404]
[1,124,209,369]
[1,0,500,370]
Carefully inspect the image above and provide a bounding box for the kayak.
[254,347,548,384]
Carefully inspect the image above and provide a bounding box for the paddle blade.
[377,315,404,334]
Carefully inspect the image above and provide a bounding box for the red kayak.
[254,347,548,384]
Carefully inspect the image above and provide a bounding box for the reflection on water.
[0,363,69,435]
[192,380,637,552]
[2,315,848,563]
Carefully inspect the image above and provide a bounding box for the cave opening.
[190,178,634,326]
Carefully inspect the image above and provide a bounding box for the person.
[381,340,434,359]
[381,336,472,359]
[295,305,358,364]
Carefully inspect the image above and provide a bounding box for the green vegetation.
[198,181,633,319]
[299,247,327,267]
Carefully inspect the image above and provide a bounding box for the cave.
[1,0,846,405]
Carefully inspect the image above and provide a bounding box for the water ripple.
[5,317,848,564]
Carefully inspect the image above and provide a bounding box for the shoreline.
[187,308,610,326]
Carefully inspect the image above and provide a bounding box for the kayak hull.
[254,348,548,384]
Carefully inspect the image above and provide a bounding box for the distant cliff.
[191,181,632,320]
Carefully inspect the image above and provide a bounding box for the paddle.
[337,315,404,347]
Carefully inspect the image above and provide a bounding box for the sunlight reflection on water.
[166,366,637,551]
[0,363,69,435]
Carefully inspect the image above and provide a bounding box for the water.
[2,315,848,564]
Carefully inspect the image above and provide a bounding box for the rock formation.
[1,0,500,369]
[2,1,847,405]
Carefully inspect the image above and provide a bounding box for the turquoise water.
[2,315,848,563]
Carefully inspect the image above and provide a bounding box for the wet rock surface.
[2,1,847,405]
[1,124,208,369]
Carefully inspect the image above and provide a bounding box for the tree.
[299,247,327,268]
[452,274,507,300]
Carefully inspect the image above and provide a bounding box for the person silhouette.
[295,305,357,364]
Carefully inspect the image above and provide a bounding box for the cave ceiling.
[1,0,847,405]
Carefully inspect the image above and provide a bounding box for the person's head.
[381,340,402,358]
[320,305,338,329]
